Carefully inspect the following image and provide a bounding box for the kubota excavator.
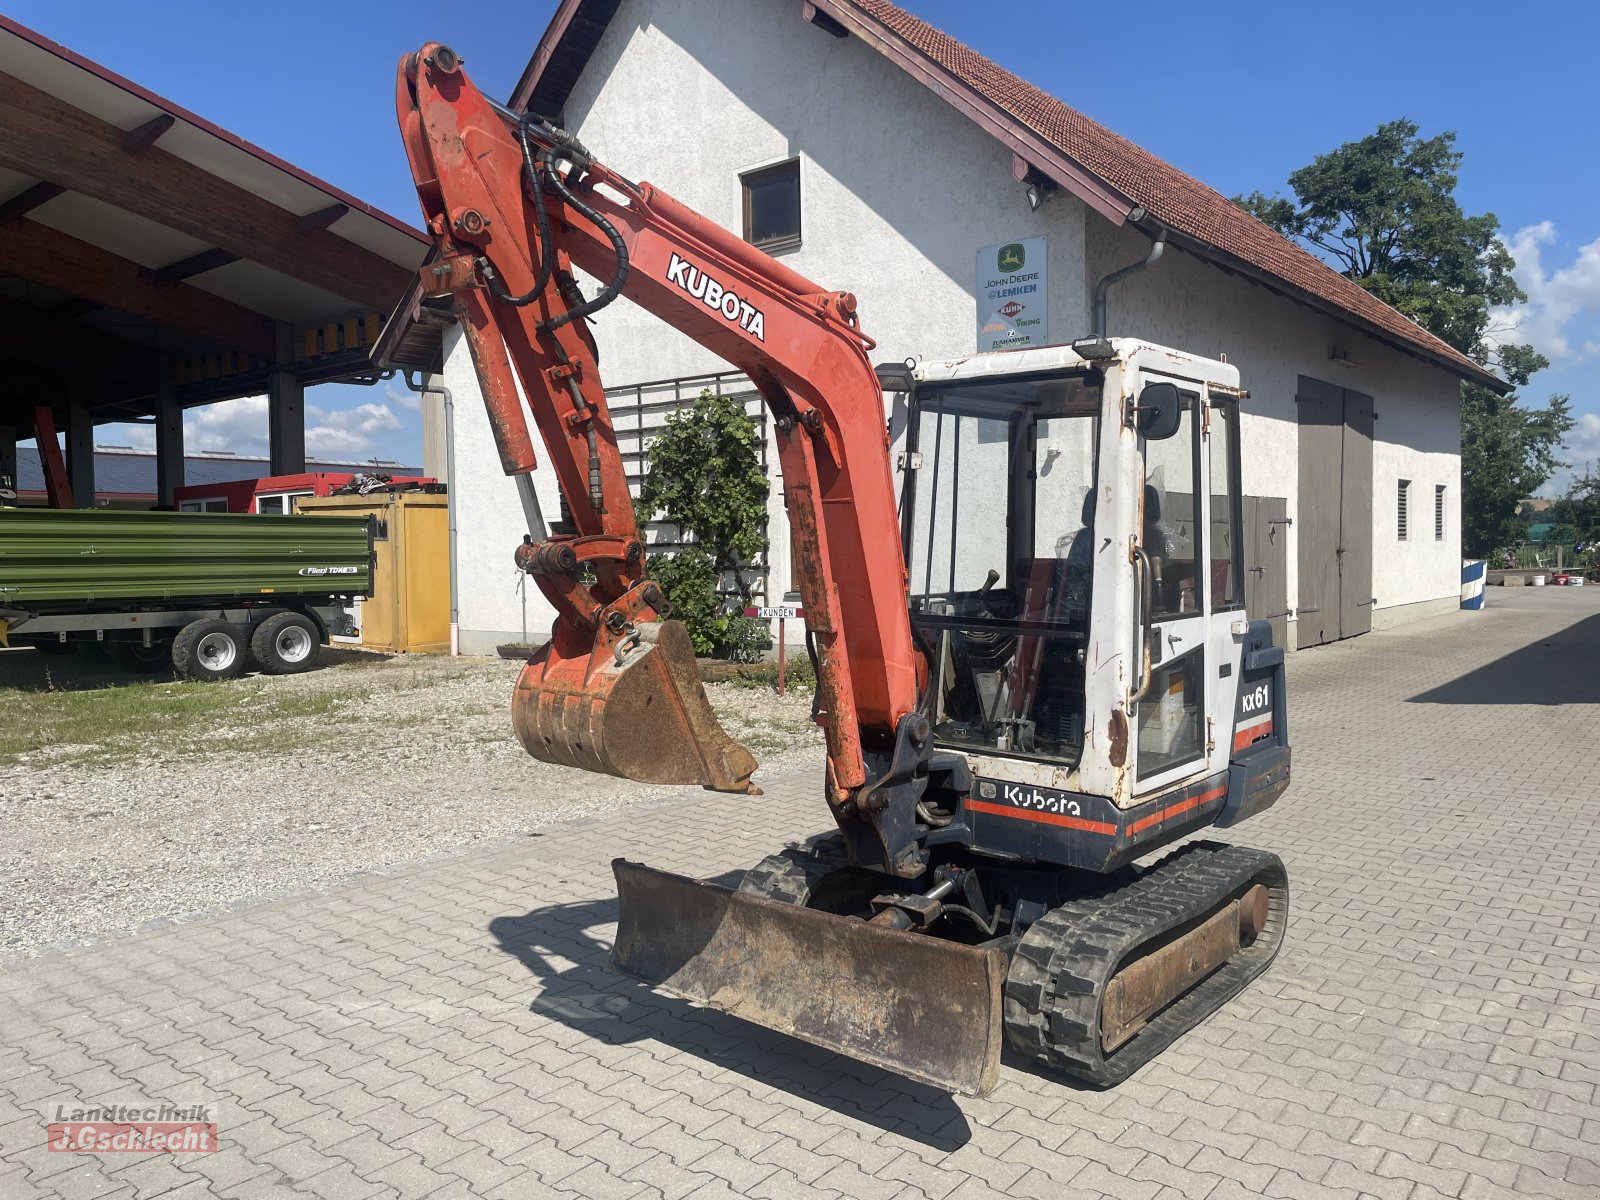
[397,45,1291,1096]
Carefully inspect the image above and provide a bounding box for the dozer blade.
[610,860,1009,1096]
[512,619,758,793]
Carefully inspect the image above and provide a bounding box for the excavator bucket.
[511,620,759,793]
[610,860,1010,1096]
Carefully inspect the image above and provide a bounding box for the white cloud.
[1488,222,1600,365]
[187,395,270,454]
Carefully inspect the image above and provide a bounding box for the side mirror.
[1135,381,1182,440]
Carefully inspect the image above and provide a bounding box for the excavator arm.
[398,46,929,871]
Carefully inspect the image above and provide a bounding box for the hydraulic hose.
[540,157,630,331]
[480,115,556,308]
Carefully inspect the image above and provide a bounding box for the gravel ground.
[0,648,823,959]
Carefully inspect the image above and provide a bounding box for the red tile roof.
[833,0,1501,389]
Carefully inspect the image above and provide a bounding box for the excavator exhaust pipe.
[610,860,1009,1096]
[511,619,759,793]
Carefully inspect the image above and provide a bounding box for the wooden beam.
[0,217,276,359]
[0,294,160,384]
[296,203,349,233]
[0,181,66,223]
[144,246,241,287]
[0,71,415,311]
[120,113,174,153]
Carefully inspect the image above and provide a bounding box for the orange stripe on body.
[1232,718,1273,753]
[1128,784,1228,834]
[966,799,1117,836]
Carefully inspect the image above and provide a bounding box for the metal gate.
[1295,377,1373,648]
[1243,495,1289,649]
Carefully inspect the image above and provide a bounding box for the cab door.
[1130,374,1212,796]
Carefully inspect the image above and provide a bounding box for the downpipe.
[1092,225,1167,337]
[405,371,460,656]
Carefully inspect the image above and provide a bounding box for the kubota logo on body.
[665,254,766,341]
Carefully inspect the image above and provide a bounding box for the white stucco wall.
[1084,219,1463,635]
[444,0,1465,653]
[444,324,568,654]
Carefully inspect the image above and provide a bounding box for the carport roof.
[0,16,441,430]
[508,0,1508,394]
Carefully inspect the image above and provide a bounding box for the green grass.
[0,675,379,768]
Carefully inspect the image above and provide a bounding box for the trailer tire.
[171,619,246,681]
[250,612,321,675]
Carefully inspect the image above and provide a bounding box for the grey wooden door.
[1295,377,1375,647]
[1338,391,1374,638]
[1296,378,1344,647]
[1244,495,1290,649]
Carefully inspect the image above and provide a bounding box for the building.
[0,16,440,510]
[413,0,1506,655]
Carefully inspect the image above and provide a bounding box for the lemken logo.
[997,242,1025,272]
[665,254,766,341]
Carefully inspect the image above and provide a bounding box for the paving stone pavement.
[2,586,1598,1199]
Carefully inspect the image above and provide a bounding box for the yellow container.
[298,492,449,653]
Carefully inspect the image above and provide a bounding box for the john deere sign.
[976,236,1046,351]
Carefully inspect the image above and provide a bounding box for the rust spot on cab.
[1107,708,1129,768]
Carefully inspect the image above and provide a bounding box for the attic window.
[742,160,801,254]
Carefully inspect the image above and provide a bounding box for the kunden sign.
[976,236,1047,351]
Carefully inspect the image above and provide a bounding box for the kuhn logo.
[999,301,1026,318]
[665,254,766,341]
[297,566,359,577]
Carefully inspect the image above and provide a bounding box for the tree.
[638,391,770,659]
[1460,389,1572,555]
[1235,119,1573,554]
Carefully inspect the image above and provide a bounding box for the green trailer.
[0,508,374,680]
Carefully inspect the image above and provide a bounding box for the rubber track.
[736,833,850,905]
[1004,840,1289,1087]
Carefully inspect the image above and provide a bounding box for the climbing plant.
[638,390,770,658]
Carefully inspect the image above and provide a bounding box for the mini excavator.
[397,45,1290,1095]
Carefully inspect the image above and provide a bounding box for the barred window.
[1397,479,1410,541]
[1435,485,1446,541]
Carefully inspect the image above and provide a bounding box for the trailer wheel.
[250,611,321,675]
[171,619,246,681]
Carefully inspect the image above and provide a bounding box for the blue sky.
[13,0,1597,488]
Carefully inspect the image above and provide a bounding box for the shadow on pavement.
[1409,613,1600,705]
[488,877,975,1150]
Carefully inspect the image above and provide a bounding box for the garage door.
[1296,377,1373,648]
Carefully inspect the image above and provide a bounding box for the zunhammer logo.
[665,254,766,341]
[297,566,359,577]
